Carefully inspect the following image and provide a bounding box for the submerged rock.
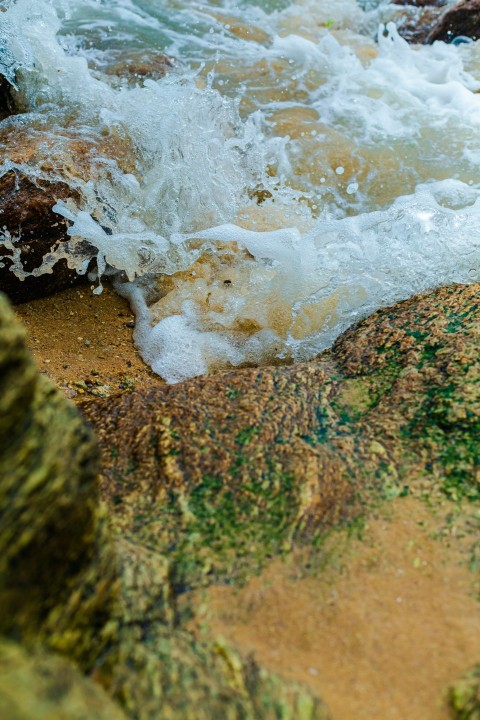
[0,289,329,718]
[427,0,480,42]
[394,4,447,43]
[102,50,175,86]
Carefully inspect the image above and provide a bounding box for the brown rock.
[0,289,328,720]
[0,124,136,303]
[83,282,480,589]
[427,0,480,42]
[103,50,175,85]
[0,170,87,303]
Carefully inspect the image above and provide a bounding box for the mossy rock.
[85,282,480,590]
[0,640,127,720]
[0,290,329,719]
[0,293,117,667]
[450,664,480,720]
[3,283,480,720]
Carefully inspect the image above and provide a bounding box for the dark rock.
[0,124,136,303]
[0,76,14,120]
[0,170,87,303]
[427,0,480,42]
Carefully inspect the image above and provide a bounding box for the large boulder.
[0,290,329,718]
[3,280,480,719]
[427,0,480,42]
[84,282,480,591]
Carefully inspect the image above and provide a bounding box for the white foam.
[2,0,480,382]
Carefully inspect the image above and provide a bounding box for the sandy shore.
[14,281,160,402]
[189,496,480,720]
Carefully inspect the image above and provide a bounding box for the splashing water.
[1,0,480,381]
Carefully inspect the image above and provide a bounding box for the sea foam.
[1,0,480,382]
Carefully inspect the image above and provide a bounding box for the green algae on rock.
[0,293,118,669]
[450,663,480,720]
[84,283,480,594]
[0,290,329,719]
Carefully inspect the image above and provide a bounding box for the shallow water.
[1,0,480,381]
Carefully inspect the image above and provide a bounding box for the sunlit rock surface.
[85,282,480,592]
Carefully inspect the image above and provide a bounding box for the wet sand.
[14,282,159,401]
[189,497,480,720]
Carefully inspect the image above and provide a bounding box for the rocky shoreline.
[2,1,480,717]
[1,279,480,718]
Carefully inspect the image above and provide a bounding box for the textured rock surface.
[0,640,127,720]
[0,123,135,303]
[2,282,480,719]
[450,664,480,719]
[0,170,86,303]
[427,0,480,42]
[0,292,117,667]
[0,290,328,719]
[85,282,480,591]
